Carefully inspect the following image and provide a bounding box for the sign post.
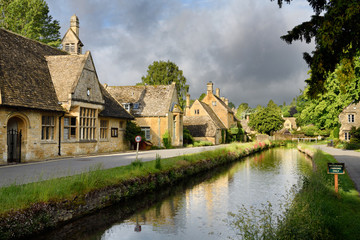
[135,135,142,161]
[327,163,345,193]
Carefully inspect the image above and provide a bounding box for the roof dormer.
[61,14,84,55]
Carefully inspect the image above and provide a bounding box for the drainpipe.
[58,113,65,156]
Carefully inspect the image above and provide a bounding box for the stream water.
[35,148,312,240]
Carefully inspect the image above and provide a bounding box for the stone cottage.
[183,82,240,144]
[283,117,297,130]
[0,16,133,163]
[339,102,360,141]
[184,96,226,144]
[105,83,183,147]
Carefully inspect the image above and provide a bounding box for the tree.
[248,105,284,135]
[125,121,145,149]
[228,102,236,110]
[0,0,61,47]
[273,0,360,98]
[198,93,206,101]
[140,60,189,108]
[295,57,360,130]
[236,103,250,119]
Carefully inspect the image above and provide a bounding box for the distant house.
[283,117,297,130]
[0,16,133,163]
[339,102,360,141]
[105,83,183,147]
[184,82,241,144]
[200,82,239,129]
[184,98,226,144]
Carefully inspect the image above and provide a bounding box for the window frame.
[100,120,108,139]
[41,116,55,140]
[79,107,96,141]
[64,116,77,140]
[111,128,118,137]
[141,127,151,140]
[348,114,355,123]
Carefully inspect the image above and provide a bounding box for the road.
[0,145,226,187]
[315,145,360,191]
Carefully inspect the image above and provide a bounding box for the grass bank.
[0,141,272,239]
[277,144,360,239]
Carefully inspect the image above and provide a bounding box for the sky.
[46,0,315,108]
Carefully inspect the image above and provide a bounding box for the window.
[194,109,199,115]
[42,116,55,140]
[111,128,118,137]
[173,116,176,140]
[80,108,96,140]
[65,43,70,52]
[212,101,217,106]
[119,121,124,129]
[348,114,355,123]
[70,43,75,52]
[77,44,81,54]
[123,103,130,112]
[64,117,76,140]
[345,132,351,141]
[100,120,108,139]
[141,127,151,140]
[133,103,139,109]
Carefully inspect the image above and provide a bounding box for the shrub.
[183,128,194,145]
[162,130,172,149]
[155,154,162,170]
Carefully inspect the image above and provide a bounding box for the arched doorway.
[7,116,25,163]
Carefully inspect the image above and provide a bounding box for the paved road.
[0,145,227,187]
[315,145,360,191]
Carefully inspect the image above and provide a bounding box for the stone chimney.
[207,81,213,95]
[185,93,190,116]
[70,14,80,37]
[225,98,229,106]
[221,97,225,102]
[215,88,220,97]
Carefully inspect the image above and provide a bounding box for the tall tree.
[140,60,189,108]
[273,0,360,98]
[0,0,61,47]
[236,103,250,119]
[248,106,284,135]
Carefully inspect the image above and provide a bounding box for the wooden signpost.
[327,163,345,193]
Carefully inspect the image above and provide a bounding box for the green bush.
[193,141,213,147]
[183,128,194,145]
[162,130,172,149]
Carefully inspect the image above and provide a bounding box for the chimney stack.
[225,98,229,106]
[216,88,220,97]
[207,82,213,95]
[186,93,190,115]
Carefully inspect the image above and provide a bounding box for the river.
[35,148,312,240]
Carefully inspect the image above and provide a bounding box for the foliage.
[273,0,360,98]
[162,130,172,149]
[249,101,284,135]
[125,121,145,146]
[155,154,162,170]
[183,127,194,145]
[0,0,61,47]
[193,141,213,147]
[198,93,206,101]
[228,102,236,109]
[236,103,251,119]
[295,57,360,130]
[140,60,189,108]
[344,126,360,150]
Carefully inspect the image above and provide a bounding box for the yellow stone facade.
[339,102,360,141]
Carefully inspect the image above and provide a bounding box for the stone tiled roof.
[99,84,134,119]
[46,54,86,102]
[213,95,234,113]
[0,28,66,112]
[105,84,177,117]
[184,116,219,137]
[198,101,226,129]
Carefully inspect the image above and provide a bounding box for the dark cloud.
[47,0,314,107]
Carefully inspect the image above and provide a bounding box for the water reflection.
[38,148,312,240]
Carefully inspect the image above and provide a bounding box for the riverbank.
[0,141,272,240]
[279,144,360,239]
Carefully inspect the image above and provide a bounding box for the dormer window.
[70,43,75,53]
[133,103,139,109]
[65,43,70,52]
[123,103,130,112]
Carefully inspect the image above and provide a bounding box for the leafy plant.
[162,130,172,149]
[155,154,162,170]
